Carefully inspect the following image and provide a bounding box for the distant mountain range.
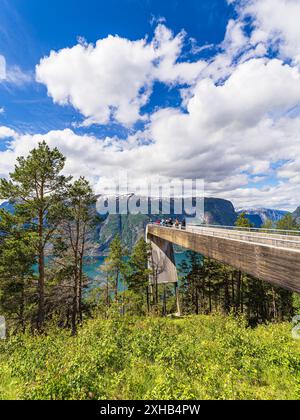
[236,208,289,228]
[1,197,296,252]
[0,196,237,253]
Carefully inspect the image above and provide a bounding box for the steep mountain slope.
[292,207,300,225]
[0,196,238,253]
[97,196,237,253]
[236,208,288,227]
[204,198,237,226]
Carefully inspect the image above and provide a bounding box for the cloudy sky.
[0,0,300,210]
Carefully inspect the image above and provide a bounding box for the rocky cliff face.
[292,207,300,225]
[236,208,289,227]
[203,198,237,226]
[0,196,238,253]
[96,196,237,253]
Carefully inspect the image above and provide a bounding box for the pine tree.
[104,235,127,304]
[0,209,37,331]
[275,214,297,320]
[127,238,151,314]
[234,212,253,313]
[127,238,151,292]
[180,251,204,314]
[235,212,253,228]
[276,214,298,231]
[0,141,70,329]
[52,177,96,335]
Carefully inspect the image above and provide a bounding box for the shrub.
[0,314,299,400]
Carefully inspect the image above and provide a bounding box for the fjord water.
[84,252,188,285]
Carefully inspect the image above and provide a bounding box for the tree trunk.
[175,282,181,316]
[155,274,158,307]
[71,280,77,336]
[146,286,150,314]
[37,209,45,330]
[65,309,70,328]
[272,287,277,320]
[195,282,199,315]
[224,275,230,314]
[240,275,244,313]
[208,278,212,313]
[106,274,110,315]
[71,221,80,336]
[236,270,242,314]
[115,270,119,302]
[121,278,125,316]
[78,255,83,323]
[162,284,167,316]
[20,277,26,333]
[231,272,235,304]
[78,225,86,323]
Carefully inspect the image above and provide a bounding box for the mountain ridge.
[2,198,296,252]
[292,206,300,225]
[236,207,289,227]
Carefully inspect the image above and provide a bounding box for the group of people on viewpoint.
[155,217,186,229]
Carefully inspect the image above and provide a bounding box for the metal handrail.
[186,227,300,248]
[192,224,300,236]
[148,222,300,235]
[148,221,300,235]
[189,226,300,240]
[147,223,300,250]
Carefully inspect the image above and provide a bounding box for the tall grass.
[0,315,299,400]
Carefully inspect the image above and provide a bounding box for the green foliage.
[51,176,97,334]
[0,314,299,400]
[101,235,128,305]
[179,251,204,314]
[179,251,296,325]
[235,212,253,228]
[0,140,70,223]
[0,209,37,331]
[0,143,97,333]
[276,214,298,231]
[0,141,71,329]
[261,219,274,230]
[127,238,151,294]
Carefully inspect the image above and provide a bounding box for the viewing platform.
[146,224,300,293]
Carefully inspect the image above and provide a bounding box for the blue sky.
[0,0,232,134]
[0,0,300,210]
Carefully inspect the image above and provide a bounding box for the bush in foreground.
[0,315,299,400]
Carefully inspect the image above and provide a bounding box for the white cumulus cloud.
[0,126,17,139]
[2,5,300,210]
[237,0,300,63]
[36,25,205,127]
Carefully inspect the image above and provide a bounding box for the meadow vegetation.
[0,314,299,400]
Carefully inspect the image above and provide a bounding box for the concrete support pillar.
[146,226,181,315]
